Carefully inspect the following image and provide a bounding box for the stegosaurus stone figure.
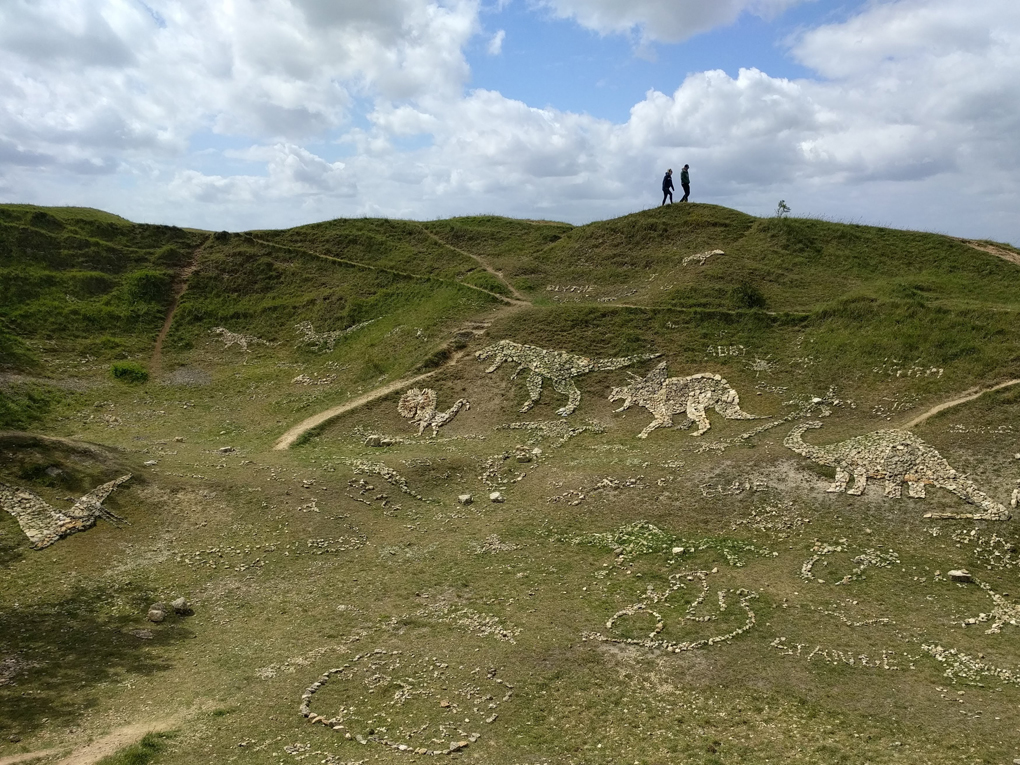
[476,340,659,416]
[0,475,132,549]
[784,421,1010,520]
[397,388,470,436]
[609,362,764,438]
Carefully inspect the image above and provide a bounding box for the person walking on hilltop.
[661,169,674,206]
[679,164,691,202]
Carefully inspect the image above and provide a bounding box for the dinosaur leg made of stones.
[520,372,544,412]
[552,378,582,416]
[827,468,850,493]
[884,479,903,499]
[846,470,869,496]
[907,481,927,498]
[686,402,711,436]
[637,408,672,439]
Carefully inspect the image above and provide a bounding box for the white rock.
[947,569,973,583]
[458,494,473,505]
[489,492,505,503]
[144,460,157,466]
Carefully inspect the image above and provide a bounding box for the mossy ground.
[1,204,1019,764]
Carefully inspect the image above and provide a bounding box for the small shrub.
[111,361,149,384]
[731,281,767,310]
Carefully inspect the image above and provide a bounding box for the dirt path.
[903,378,1020,429]
[417,227,530,302]
[248,236,526,307]
[957,238,1020,267]
[54,718,179,765]
[149,235,211,378]
[273,301,528,450]
[273,352,467,450]
[0,716,179,765]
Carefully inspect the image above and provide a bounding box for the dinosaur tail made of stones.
[433,399,470,430]
[591,353,661,373]
[924,477,1012,521]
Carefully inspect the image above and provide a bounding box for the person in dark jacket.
[680,164,690,202]
[661,169,674,206]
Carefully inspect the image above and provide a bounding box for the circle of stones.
[299,648,513,757]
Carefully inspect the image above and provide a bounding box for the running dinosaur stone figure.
[609,362,764,438]
[784,422,1010,520]
[0,475,132,549]
[476,340,660,416]
[212,326,271,352]
[397,388,470,436]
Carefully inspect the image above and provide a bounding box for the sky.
[1,0,1019,244]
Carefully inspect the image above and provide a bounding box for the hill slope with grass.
[2,202,1020,765]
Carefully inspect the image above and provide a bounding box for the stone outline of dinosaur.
[0,474,132,549]
[211,326,271,352]
[294,319,378,352]
[608,362,764,438]
[475,340,660,416]
[784,421,1010,520]
[397,387,470,436]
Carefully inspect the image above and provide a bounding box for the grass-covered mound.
[2,203,1020,765]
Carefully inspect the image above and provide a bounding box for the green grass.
[1,203,1019,764]
[96,732,174,765]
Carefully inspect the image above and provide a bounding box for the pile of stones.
[147,597,193,623]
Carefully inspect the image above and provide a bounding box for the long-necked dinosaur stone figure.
[397,387,470,436]
[0,474,132,548]
[609,362,764,437]
[476,340,660,416]
[784,422,1010,520]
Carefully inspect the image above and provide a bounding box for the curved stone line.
[584,587,759,654]
[298,650,513,757]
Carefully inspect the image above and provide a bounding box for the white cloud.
[488,29,506,55]
[0,0,479,166]
[536,0,809,42]
[1,0,1020,245]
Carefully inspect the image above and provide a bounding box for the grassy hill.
[1,203,1020,764]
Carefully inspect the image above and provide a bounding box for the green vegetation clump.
[111,361,149,384]
[96,732,173,765]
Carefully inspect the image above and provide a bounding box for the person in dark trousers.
[661,169,674,205]
[680,164,690,202]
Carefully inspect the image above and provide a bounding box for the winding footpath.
[903,378,1020,429]
[149,235,212,379]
